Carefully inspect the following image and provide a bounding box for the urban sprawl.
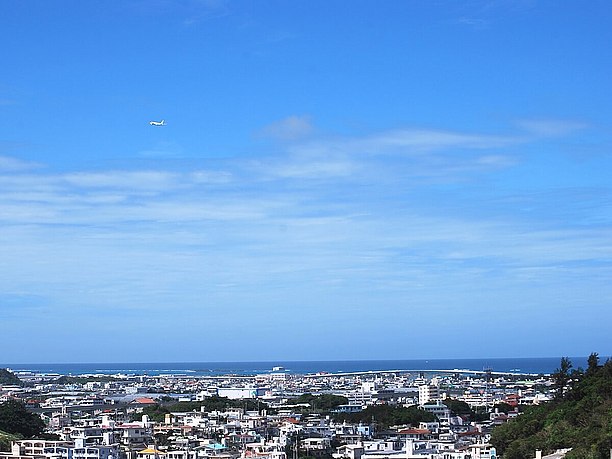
[1,367,560,459]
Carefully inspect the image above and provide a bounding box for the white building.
[418,385,440,406]
[217,387,267,400]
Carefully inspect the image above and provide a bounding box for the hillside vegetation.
[0,369,22,387]
[490,354,612,459]
[0,399,48,451]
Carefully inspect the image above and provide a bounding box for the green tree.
[442,398,472,416]
[0,400,46,438]
[552,357,573,401]
[493,402,514,414]
[136,396,271,421]
[135,404,170,422]
[333,404,435,430]
[587,352,600,376]
[0,431,20,452]
[490,355,612,459]
[0,370,23,387]
[286,394,349,413]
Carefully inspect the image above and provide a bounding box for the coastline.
[2,356,596,377]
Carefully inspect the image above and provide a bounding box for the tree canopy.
[490,354,612,459]
[0,400,46,439]
[333,404,435,430]
[133,396,270,422]
[286,394,349,413]
[442,398,472,417]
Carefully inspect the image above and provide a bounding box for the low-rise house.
[300,437,331,457]
[398,429,431,441]
[333,443,364,459]
[117,423,152,448]
[242,441,286,459]
[465,443,495,459]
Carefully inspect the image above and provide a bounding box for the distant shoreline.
[2,356,599,377]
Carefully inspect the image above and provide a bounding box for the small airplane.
[149,120,166,126]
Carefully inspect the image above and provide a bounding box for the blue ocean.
[2,357,600,376]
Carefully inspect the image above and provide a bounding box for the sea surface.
[2,357,599,376]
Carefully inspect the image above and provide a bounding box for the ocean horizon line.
[3,356,604,377]
[1,356,592,366]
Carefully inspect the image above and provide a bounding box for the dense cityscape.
[3,358,608,459]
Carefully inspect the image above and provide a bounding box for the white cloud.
[281,128,519,163]
[259,115,314,141]
[262,158,357,179]
[476,154,517,167]
[257,126,519,182]
[352,128,518,153]
[456,17,489,28]
[0,155,41,171]
[516,119,587,137]
[1,121,609,330]
[61,171,181,190]
[190,170,233,184]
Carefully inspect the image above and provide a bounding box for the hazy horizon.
[2,356,596,364]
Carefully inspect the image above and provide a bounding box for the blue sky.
[1,1,611,363]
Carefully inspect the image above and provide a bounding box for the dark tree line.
[333,404,436,430]
[285,394,349,413]
[135,396,271,422]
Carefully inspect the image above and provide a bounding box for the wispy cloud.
[2,120,610,351]
[452,0,537,29]
[350,128,517,153]
[258,157,357,179]
[258,115,315,141]
[475,154,517,167]
[61,171,181,190]
[287,127,519,160]
[0,155,41,171]
[516,119,588,137]
[455,16,490,29]
[256,126,520,183]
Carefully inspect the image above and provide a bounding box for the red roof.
[133,397,157,404]
[398,428,430,435]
